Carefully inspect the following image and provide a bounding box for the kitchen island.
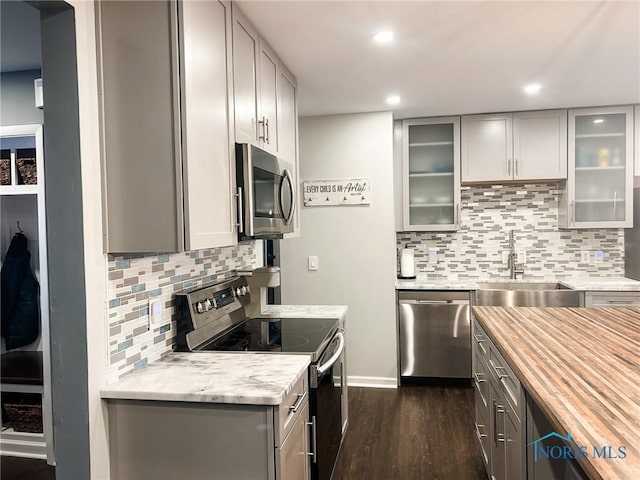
[472,306,640,480]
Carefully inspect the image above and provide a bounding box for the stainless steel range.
[175,273,345,480]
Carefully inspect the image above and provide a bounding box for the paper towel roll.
[400,248,415,278]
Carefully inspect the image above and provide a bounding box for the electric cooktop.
[198,317,339,355]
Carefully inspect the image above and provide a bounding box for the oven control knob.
[204,299,212,311]
[241,286,248,295]
[236,288,242,296]
[195,302,204,314]
[212,297,218,308]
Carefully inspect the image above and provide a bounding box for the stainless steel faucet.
[508,230,525,279]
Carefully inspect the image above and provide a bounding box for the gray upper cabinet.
[232,6,286,157]
[231,8,260,145]
[98,0,236,253]
[559,106,634,229]
[179,0,237,250]
[462,110,567,184]
[98,0,182,253]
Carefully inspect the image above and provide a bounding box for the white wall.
[280,112,398,387]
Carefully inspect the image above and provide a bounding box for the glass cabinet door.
[402,117,460,231]
[568,107,633,228]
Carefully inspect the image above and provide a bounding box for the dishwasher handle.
[399,299,468,305]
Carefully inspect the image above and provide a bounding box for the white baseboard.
[347,375,397,388]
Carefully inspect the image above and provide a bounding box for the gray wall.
[280,112,398,386]
[41,4,91,479]
[0,69,43,126]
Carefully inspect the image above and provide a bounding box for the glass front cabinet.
[560,106,634,228]
[401,116,461,231]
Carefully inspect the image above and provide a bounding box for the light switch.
[428,248,438,263]
[308,255,319,271]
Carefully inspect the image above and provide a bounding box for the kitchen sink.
[475,282,583,307]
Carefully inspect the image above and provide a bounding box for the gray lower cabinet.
[472,316,524,480]
[107,376,310,480]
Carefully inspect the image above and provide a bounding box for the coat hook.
[17,221,24,233]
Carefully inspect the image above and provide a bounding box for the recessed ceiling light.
[593,119,604,124]
[373,31,394,44]
[386,95,401,105]
[523,83,542,95]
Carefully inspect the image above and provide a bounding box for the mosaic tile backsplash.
[397,183,624,279]
[106,242,259,382]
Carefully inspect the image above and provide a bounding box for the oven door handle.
[317,332,345,375]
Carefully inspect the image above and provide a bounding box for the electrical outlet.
[517,249,527,264]
[594,251,604,263]
[428,248,438,263]
[149,300,163,328]
[580,250,590,263]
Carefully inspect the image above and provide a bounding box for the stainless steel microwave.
[236,144,295,238]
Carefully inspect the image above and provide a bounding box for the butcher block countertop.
[472,306,640,480]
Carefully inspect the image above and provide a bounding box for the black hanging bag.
[1,233,40,350]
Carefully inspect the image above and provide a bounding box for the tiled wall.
[397,183,624,279]
[106,242,259,382]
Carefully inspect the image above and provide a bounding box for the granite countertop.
[101,352,310,406]
[396,275,640,291]
[473,306,640,480]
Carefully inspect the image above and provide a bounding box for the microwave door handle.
[317,332,345,375]
[279,168,295,226]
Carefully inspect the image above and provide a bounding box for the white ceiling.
[238,1,640,119]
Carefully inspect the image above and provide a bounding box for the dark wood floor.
[0,386,485,480]
[332,385,488,480]
[0,455,55,480]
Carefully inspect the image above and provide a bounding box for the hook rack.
[17,221,24,234]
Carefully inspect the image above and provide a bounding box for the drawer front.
[276,374,308,446]
[473,348,490,417]
[472,318,490,363]
[586,292,640,307]
[489,348,524,421]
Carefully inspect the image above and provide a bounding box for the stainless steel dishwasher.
[398,291,471,381]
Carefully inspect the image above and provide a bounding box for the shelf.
[409,141,453,147]
[0,185,39,195]
[409,203,454,208]
[575,166,625,172]
[408,172,454,178]
[575,133,625,139]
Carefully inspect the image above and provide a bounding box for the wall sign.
[303,178,371,206]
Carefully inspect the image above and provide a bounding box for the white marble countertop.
[396,275,640,291]
[261,304,348,320]
[101,352,310,406]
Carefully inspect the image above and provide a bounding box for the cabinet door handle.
[306,416,317,463]
[258,117,266,141]
[475,422,487,440]
[507,158,511,176]
[265,118,270,144]
[496,404,506,444]
[493,364,509,380]
[570,200,575,225]
[473,334,485,343]
[515,158,519,176]
[606,299,635,304]
[473,372,485,384]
